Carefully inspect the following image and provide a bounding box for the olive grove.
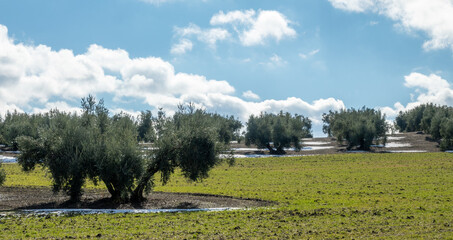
[15,97,240,202]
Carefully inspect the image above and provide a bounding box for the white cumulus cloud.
[172,24,230,53]
[381,72,453,119]
[210,9,256,25]
[170,39,193,55]
[0,24,345,131]
[171,9,296,54]
[329,0,453,51]
[0,25,120,107]
[242,90,260,100]
[211,9,297,46]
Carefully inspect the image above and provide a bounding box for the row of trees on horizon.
[395,103,453,150]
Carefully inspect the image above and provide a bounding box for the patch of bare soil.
[0,187,272,211]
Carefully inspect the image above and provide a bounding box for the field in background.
[1,153,453,238]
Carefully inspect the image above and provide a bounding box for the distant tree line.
[9,100,453,194]
[395,103,453,150]
[0,102,396,191]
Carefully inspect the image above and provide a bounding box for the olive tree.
[323,107,387,150]
[18,111,92,201]
[132,104,234,201]
[18,96,144,202]
[244,112,312,154]
[93,112,144,201]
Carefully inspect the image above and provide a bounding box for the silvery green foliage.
[395,103,453,150]
[18,96,143,202]
[323,107,388,150]
[17,98,238,202]
[245,111,312,154]
[132,104,237,201]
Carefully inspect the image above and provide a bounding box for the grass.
[1,153,453,238]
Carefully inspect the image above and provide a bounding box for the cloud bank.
[0,24,344,125]
[329,0,453,51]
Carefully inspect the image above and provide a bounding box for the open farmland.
[1,153,453,239]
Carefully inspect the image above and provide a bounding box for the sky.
[1,0,453,136]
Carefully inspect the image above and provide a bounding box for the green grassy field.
[1,153,453,239]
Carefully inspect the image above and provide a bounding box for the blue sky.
[1,0,453,136]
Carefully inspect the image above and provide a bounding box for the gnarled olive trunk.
[104,181,122,202]
[131,162,160,202]
[275,145,286,155]
[266,143,286,155]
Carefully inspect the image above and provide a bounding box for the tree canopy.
[0,111,49,150]
[395,103,453,150]
[322,107,387,150]
[17,97,144,202]
[16,97,238,202]
[245,111,312,154]
[132,104,236,200]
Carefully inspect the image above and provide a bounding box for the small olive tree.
[323,107,387,150]
[244,111,312,154]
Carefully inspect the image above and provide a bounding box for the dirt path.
[0,187,272,211]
